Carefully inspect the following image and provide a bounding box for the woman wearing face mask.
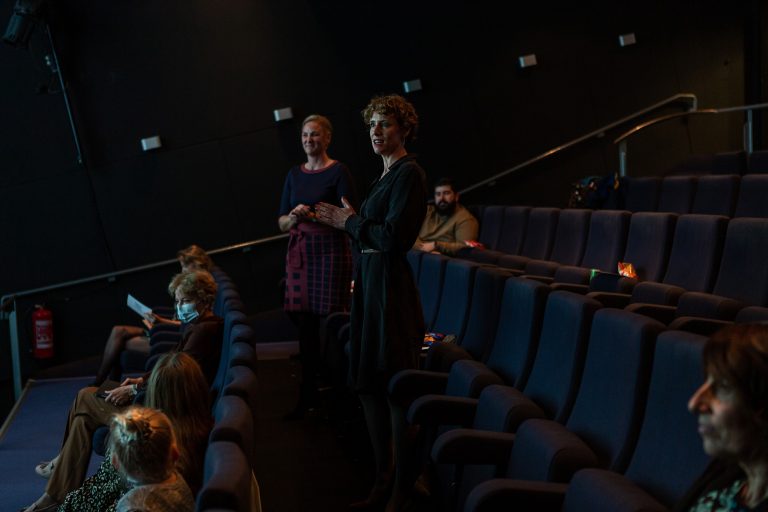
[315,95,427,511]
[278,114,356,420]
[90,245,214,387]
[23,271,222,512]
[675,324,768,511]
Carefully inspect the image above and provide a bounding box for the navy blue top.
[279,161,356,215]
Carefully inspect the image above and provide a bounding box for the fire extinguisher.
[32,304,54,359]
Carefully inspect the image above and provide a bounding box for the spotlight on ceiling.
[3,0,45,48]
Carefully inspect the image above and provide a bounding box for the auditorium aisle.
[254,346,374,511]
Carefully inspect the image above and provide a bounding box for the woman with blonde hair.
[53,352,212,512]
[278,114,356,419]
[23,271,221,512]
[91,245,213,387]
[109,406,194,511]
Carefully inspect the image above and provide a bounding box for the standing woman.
[316,95,427,509]
[278,114,356,419]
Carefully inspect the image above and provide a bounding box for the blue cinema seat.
[734,174,768,218]
[464,328,709,512]
[589,214,727,309]
[431,309,664,511]
[522,208,592,278]
[657,175,696,214]
[690,175,740,217]
[623,177,661,212]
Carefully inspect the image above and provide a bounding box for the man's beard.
[436,201,456,215]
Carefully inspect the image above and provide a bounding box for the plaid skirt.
[284,221,353,315]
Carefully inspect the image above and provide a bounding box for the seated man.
[413,177,479,256]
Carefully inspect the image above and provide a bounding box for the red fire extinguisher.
[32,304,54,359]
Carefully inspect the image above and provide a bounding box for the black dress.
[344,155,427,393]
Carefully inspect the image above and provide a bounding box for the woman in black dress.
[316,94,427,509]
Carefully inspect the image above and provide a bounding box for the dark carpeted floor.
[254,356,376,511]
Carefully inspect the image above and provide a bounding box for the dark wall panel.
[90,141,244,268]
[0,168,113,291]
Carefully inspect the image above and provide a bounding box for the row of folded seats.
[97,267,259,512]
[430,204,768,333]
[665,149,768,176]
[615,173,768,216]
[392,257,768,511]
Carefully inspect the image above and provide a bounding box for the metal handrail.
[1,232,288,399]
[0,233,288,308]
[459,92,698,195]
[613,101,768,176]
[613,110,719,144]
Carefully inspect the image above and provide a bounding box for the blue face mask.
[176,302,199,324]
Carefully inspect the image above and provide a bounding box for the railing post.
[8,303,23,400]
[618,140,628,177]
[744,109,754,154]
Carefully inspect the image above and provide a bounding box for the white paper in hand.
[127,294,152,319]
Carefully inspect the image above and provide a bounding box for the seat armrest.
[521,275,554,284]
[388,369,449,404]
[407,395,479,427]
[465,479,568,512]
[668,316,732,336]
[424,342,473,372]
[624,303,677,324]
[586,291,631,309]
[431,428,516,465]
[550,283,589,294]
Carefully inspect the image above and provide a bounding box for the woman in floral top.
[676,325,768,511]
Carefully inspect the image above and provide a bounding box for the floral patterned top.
[689,480,763,512]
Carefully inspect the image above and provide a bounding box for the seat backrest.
[431,258,480,340]
[519,207,560,260]
[623,330,710,507]
[691,175,740,216]
[496,206,530,254]
[406,249,424,282]
[417,252,449,331]
[456,267,513,361]
[209,312,248,405]
[221,365,258,412]
[484,277,550,388]
[657,176,696,214]
[546,209,592,266]
[713,150,747,175]
[748,150,768,174]
[562,309,663,471]
[712,217,768,305]
[478,206,505,249]
[579,210,631,272]
[621,212,677,282]
[734,174,768,218]
[197,441,252,512]
[210,395,255,468]
[623,177,661,212]
[517,291,602,424]
[214,287,240,317]
[660,214,728,292]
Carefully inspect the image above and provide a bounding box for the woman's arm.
[345,164,427,252]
